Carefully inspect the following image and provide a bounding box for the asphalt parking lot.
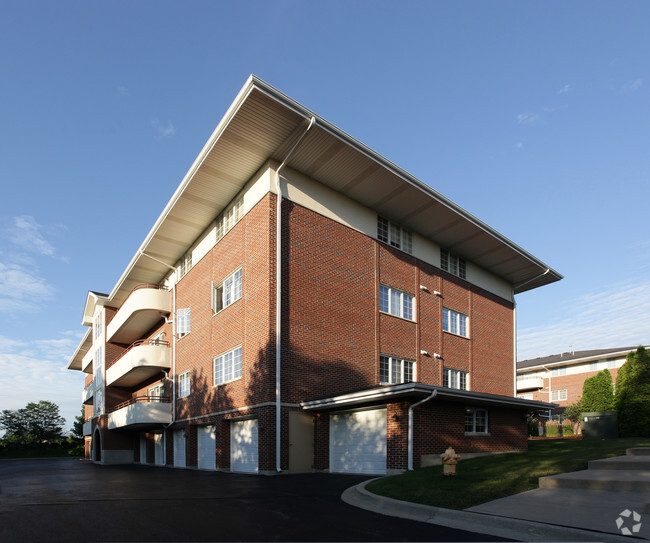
[0,458,507,542]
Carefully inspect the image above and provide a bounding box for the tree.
[0,401,66,445]
[562,399,582,422]
[616,346,650,437]
[581,369,615,413]
[67,407,85,456]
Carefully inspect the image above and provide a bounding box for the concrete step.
[539,469,650,492]
[590,455,650,471]
[628,447,650,456]
[467,487,650,540]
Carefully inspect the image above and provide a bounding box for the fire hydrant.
[440,446,461,477]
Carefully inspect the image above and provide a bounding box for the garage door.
[153,433,164,466]
[173,430,186,468]
[330,408,387,474]
[197,426,216,470]
[231,419,258,473]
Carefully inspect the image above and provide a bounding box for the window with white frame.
[550,367,566,377]
[93,312,103,340]
[551,389,567,401]
[214,346,242,386]
[176,308,191,338]
[443,367,469,390]
[440,249,466,279]
[213,268,242,313]
[465,408,488,433]
[608,359,616,369]
[216,197,244,242]
[589,361,598,371]
[442,307,468,337]
[178,371,190,398]
[377,216,412,254]
[178,251,192,279]
[380,355,415,384]
[379,285,414,320]
[149,384,164,399]
[517,393,534,400]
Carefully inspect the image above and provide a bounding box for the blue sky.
[1,1,649,431]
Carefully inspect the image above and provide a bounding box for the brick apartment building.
[516,346,647,413]
[66,76,560,474]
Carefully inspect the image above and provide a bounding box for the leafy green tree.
[67,407,85,456]
[0,401,66,444]
[581,369,615,412]
[616,346,650,437]
[562,399,582,422]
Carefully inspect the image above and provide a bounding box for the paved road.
[0,458,508,542]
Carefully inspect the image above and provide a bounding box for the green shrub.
[545,420,560,437]
[562,419,575,436]
[616,346,650,437]
[582,369,615,412]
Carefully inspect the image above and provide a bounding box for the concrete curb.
[342,479,639,543]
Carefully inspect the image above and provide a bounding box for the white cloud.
[7,215,56,256]
[0,333,85,432]
[517,112,542,125]
[557,83,573,95]
[621,78,643,95]
[151,117,176,138]
[0,261,53,313]
[518,279,650,360]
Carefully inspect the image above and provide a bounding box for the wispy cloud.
[0,333,85,431]
[518,279,650,360]
[517,112,542,125]
[557,83,573,95]
[621,78,643,95]
[7,215,56,256]
[117,85,128,97]
[0,261,53,313]
[151,117,176,138]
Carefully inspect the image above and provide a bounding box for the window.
[176,308,191,338]
[178,251,192,279]
[443,307,468,337]
[377,216,412,254]
[517,393,534,400]
[443,368,469,390]
[380,355,415,384]
[608,359,616,369]
[213,268,242,313]
[441,249,466,279]
[465,408,488,433]
[216,197,244,242]
[379,285,414,320]
[149,384,164,399]
[214,346,242,386]
[550,367,566,377]
[178,371,190,398]
[551,389,567,401]
[93,312,104,340]
[589,361,598,372]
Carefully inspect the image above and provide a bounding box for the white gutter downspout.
[408,389,438,470]
[274,117,316,473]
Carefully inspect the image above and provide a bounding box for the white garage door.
[173,430,186,468]
[153,433,164,466]
[197,425,216,470]
[330,408,387,474]
[231,419,258,473]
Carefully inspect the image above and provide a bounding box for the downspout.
[274,117,316,473]
[408,389,438,470]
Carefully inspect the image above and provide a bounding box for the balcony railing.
[106,284,171,344]
[106,339,171,388]
[82,384,94,405]
[107,395,172,430]
[516,376,545,392]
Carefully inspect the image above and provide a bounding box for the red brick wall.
[528,367,621,408]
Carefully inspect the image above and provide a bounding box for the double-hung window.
[443,368,469,390]
[377,216,412,254]
[176,308,191,338]
[379,285,414,320]
[149,384,164,400]
[213,268,242,313]
[550,367,566,377]
[178,252,192,279]
[442,307,468,337]
[380,355,415,384]
[178,371,190,398]
[551,389,567,401]
[465,408,488,434]
[214,346,242,386]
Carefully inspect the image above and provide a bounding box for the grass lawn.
[366,438,650,510]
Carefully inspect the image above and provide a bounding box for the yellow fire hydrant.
[440,446,461,477]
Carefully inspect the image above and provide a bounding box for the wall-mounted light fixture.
[392,414,400,422]
[433,290,442,297]
[433,353,443,360]
[419,285,429,292]
[420,350,429,356]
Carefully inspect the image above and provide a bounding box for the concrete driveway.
[0,458,506,542]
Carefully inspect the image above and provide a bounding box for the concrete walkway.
[343,447,650,542]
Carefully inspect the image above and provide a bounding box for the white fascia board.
[66,328,92,371]
[518,348,642,373]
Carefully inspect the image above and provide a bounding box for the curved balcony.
[106,339,171,388]
[106,284,171,344]
[107,396,172,430]
[516,376,544,392]
[82,384,94,405]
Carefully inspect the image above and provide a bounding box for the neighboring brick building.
[67,76,560,474]
[516,346,647,413]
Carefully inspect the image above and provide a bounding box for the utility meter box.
[581,411,618,440]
